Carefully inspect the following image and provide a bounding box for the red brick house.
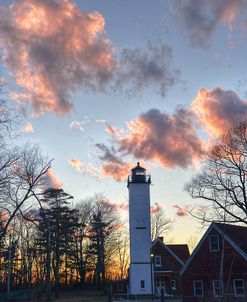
[180,222,247,301]
[111,278,128,297]
[151,237,190,296]
[111,238,189,297]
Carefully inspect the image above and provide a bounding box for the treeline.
[0,191,129,297]
[0,98,172,298]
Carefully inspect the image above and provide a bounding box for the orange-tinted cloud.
[172,205,188,217]
[95,143,131,181]
[43,169,61,189]
[173,0,245,47]
[117,108,202,169]
[151,202,163,214]
[192,87,247,136]
[69,159,83,173]
[69,159,101,179]
[0,0,116,116]
[22,122,34,133]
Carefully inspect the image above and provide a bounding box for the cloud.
[100,199,129,212]
[117,108,202,169]
[22,122,34,133]
[0,0,116,116]
[0,0,179,116]
[173,0,245,47]
[70,121,85,132]
[69,159,101,179]
[95,143,131,181]
[115,41,179,97]
[43,169,61,189]
[69,159,84,173]
[192,87,247,136]
[151,202,163,214]
[172,204,188,217]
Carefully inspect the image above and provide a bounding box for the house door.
[156,277,165,296]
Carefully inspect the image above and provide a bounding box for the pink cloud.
[95,143,131,181]
[69,159,102,180]
[100,199,128,212]
[69,159,84,173]
[43,169,61,189]
[192,87,247,136]
[172,205,188,217]
[117,108,202,169]
[0,0,116,116]
[151,202,163,214]
[22,122,34,133]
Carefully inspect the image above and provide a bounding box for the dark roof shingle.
[215,223,247,256]
[167,244,190,262]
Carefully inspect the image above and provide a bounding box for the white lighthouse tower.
[128,162,153,296]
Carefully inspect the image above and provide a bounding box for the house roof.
[180,222,247,276]
[167,244,190,263]
[152,238,189,266]
[214,223,247,255]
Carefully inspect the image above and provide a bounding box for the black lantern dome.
[127,162,151,186]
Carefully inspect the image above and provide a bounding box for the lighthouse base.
[129,263,153,296]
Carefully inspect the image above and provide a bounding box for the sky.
[1,0,247,243]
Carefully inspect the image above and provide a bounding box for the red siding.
[182,229,247,302]
[153,241,184,295]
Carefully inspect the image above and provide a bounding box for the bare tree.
[87,193,120,289]
[73,198,93,288]
[151,206,173,241]
[186,121,247,225]
[187,235,198,253]
[115,231,129,279]
[0,145,52,241]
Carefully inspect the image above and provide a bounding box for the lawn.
[5,290,108,302]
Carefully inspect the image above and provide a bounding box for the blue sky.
[1,0,247,242]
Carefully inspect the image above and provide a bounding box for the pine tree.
[36,188,79,298]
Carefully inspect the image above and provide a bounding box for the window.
[135,219,146,230]
[155,255,161,267]
[234,279,245,296]
[193,280,203,297]
[117,283,123,292]
[141,280,145,288]
[171,280,176,290]
[213,280,223,297]
[209,235,219,252]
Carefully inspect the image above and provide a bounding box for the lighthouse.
[128,162,153,296]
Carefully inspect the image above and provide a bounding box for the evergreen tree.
[36,188,79,298]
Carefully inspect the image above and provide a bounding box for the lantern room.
[128,162,151,186]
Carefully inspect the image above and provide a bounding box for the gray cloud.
[173,0,246,47]
[115,41,179,97]
[95,143,131,181]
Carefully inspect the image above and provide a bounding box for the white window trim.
[213,280,223,297]
[171,279,176,290]
[234,279,245,297]
[193,280,203,297]
[155,255,161,267]
[209,235,219,252]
